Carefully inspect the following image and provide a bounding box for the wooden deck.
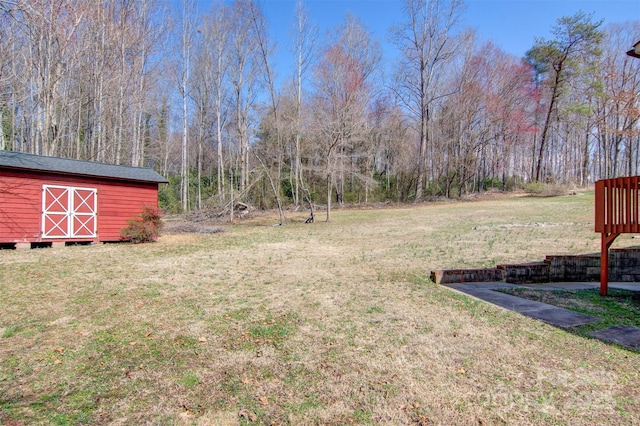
[595,176,640,295]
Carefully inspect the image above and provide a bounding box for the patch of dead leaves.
[238,409,257,422]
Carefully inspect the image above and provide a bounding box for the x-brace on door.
[42,185,97,239]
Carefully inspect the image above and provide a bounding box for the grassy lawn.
[1,192,640,424]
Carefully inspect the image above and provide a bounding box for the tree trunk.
[535,66,562,182]
[326,173,332,222]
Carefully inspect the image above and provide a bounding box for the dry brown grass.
[1,191,639,425]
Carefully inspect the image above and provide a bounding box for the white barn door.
[42,185,97,239]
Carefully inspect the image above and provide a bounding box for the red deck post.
[600,232,619,296]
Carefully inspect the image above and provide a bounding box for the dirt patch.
[162,221,226,235]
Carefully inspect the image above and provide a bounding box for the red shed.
[0,150,168,248]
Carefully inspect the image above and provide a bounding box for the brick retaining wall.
[545,254,600,282]
[432,247,640,285]
[610,248,640,281]
[431,268,503,284]
[497,262,550,284]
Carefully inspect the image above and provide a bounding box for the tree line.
[0,0,639,219]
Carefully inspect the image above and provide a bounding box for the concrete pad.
[443,281,640,348]
[444,283,598,328]
[590,326,640,350]
[525,307,597,327]
[470,291,551,313]
[449,282,517,292]
[609,283,640,291]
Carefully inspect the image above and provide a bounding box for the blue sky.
[251,0,640,79]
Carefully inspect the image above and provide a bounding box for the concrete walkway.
[444,282,640,350]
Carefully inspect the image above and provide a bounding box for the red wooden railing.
[595,176,640,295]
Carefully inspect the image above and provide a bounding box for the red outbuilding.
[0,150,168,248]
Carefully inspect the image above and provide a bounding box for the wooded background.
[1,0,638,216]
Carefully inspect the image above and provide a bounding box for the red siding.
[0,169,159,243]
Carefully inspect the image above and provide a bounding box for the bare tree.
[289,0,317,207]
[391,0,463,200]
[210,3,230,204]
[248,0,286,224]
[592,22,640,179]
[114,0,136,164]
[228,0,260,194]
[6,0,86,156]
[191,27,209,210]
[440,38,536,195]
[130,0,160,168]
[0,4,15,151]
[178,0,198,211]
[311,14,380,221]
[0,0,167,166]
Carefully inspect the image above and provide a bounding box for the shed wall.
[0,169,159,243]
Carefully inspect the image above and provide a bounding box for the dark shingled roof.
[0,151,169,183]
